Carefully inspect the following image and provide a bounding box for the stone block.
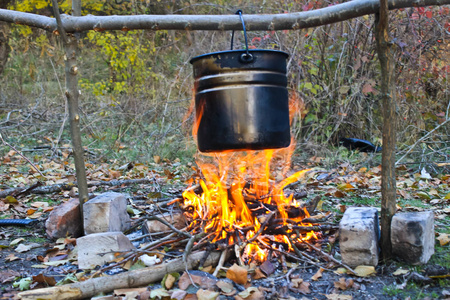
[77,232,135,269]
[84,192,131,235]
[339,207,380,267]
[143,212,186,234]
[391,211,434,265]
[46,198,83,239]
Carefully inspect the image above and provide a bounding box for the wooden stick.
[212,249,229,277]
[0,133,45,178]
[300,238,355,274]
[0,178,156,198]
[18,250,221,300]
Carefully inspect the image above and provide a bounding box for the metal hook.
[230,9,253,63]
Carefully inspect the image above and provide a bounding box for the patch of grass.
[341,194,380,207]
[383,284,403,297]
[398,198,431,210]
[429,244,450,269]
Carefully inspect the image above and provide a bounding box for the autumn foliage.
[0,0,448,164]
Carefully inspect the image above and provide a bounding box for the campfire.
[179,94,325,265]
[181,147,318,264]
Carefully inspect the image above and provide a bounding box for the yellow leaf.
[444,193,450,200]
[337,183,356,192]
[353,265,376,277]
[4,195,18,203]
[334,268,347,275]
[437,233,450,246]
[392,268,410,276]
[415,192,431,200]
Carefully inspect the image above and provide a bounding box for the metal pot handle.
[230,10,254,63]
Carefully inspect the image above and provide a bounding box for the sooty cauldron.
[190,11,291,153]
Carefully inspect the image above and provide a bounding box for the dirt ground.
[0,217,448,300]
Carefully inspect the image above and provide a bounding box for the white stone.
[77,232,135,269]
[391,211,434,265]
[339,207,380,267]
[84,192,131,235]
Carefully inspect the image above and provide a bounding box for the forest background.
[0,0,448,170]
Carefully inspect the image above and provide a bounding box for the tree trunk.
[0,1,11,75]
[375,0,397,261]
[52,0,89,224]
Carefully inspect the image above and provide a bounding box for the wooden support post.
[375,0,397,261]
[52,0,89,225]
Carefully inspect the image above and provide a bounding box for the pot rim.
[189,49,289,64]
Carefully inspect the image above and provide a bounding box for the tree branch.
[0,0,449,32]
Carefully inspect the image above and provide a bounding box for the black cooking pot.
[190,49,291,152]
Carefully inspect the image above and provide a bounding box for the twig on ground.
[396,118,450,165]
[183,232,205,287]
[0,132,45,178]
[212,248,229,277]
[300,237,355,274]
[234,243,245,266]
[0,178,156,198]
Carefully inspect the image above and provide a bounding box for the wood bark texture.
[0,0,449,32]
[0,22,10,75]
[0,0,11,75]
[17,251,221,300]
[375,0,397,260]
[52,0,90,222]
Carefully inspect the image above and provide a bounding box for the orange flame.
[182,94,317,263]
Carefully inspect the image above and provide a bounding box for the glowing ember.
[182,94,318,264]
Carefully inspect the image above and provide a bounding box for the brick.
[339,207,380,267]
[391,211,434,265]
[45,198,83,239]
[83,192,131,235]
[77,232,135,269]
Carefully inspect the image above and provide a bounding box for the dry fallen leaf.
[236,287,265,300]
[178,271,218,290]
[114,288,149,299]
[164,273,176,290]
[150,288,169,299]
[0,270,20,283]
[171,289,187,300]
[15,243,40,253]
[334,277,354,290]
[196,288,219,300]
[252,267,266,280]
[325,294,353,300]
[312,268,324,280]
[216,280,235,294]
[353,265,376,277]
[5,253,20,262]
[437,233,450,246]
[291,278,303,288]
[393,268,410,276]
[298,281,311,294]
[10,238,25,247]
[226,263,248,285]
[32,274,57,287]
[259,260,275,276]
